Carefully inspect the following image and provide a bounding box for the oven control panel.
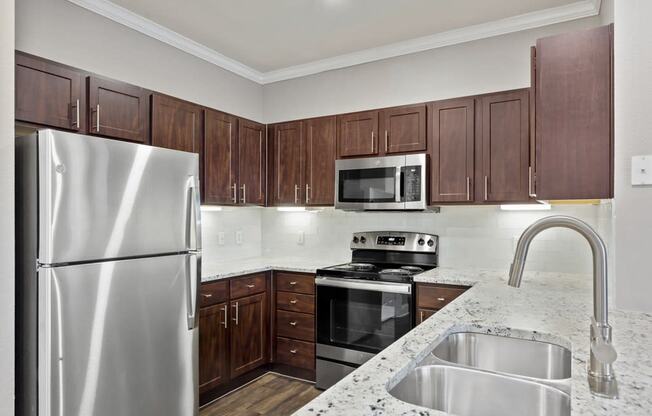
[377,236,406,246]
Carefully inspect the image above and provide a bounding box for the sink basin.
[432,332,571,380]
[389,364,570,416]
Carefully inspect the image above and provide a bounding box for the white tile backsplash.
[201,203,614,276]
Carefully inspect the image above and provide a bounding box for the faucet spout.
[508,215,618,399]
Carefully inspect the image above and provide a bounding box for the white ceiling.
[69,0,602,83]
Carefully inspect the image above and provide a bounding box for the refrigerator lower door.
[36,129,201,264]
[38,254,199,416]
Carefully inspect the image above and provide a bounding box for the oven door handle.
[315,276,412,294]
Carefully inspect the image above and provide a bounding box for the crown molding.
[67,0,601,85]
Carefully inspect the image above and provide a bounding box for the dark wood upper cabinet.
[429,98,475,203]
[380,104,427,154]
[204,109,238,205]
[87,76,148,143]
[534,24,613,199]
[199,302,229,394]
[151,93,202,153]
[478,89,530,203]
[15,53,84,131]
[229,292,268,378]
[270,121,304,205]
[305,116,336,206]
[238,119,266,205]
[337,110,379,158]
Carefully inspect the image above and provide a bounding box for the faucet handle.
[590,318,618,364]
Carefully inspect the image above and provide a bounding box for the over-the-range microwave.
[335,153,427,210]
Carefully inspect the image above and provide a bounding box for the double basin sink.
[389,332,572,416]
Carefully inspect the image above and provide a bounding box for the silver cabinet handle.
[289,281,297,286]
[437,297,446,302]
[420,311,424,323]
[290,299,298,304]
[232,302,239,325]
[305,184,310,204]
[385,130,389,152]
[290,349,297,354]
[466,177,471,201]
[201,293,212,298]
[94,104,100,132]
[231,183,237,204]
[220,304,228,329]
[240,184,246,204]
[289,321,297,326]
[484,176,489,201]
[528,166,537,198]
[71,99,80,128]
[294,184,299,205]
[246,284,255,288]
[371,131,375,152]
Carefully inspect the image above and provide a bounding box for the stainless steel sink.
[432,332,571,380]
[390,364,570,416]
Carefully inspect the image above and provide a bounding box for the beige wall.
[1,0,15,413]
[614,0,652,312]
[16,0,264,122]
[262,17,604,123]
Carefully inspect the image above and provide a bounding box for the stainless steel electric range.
[314,231,438,390]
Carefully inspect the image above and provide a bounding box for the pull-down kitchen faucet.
[508,215,618,399]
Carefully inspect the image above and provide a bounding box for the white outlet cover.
[298,231,305,245]
[632,155,652,185]
[235,230,243,245]
[218,232,225,245]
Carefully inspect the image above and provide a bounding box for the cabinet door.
[230,292,268,378]
[416,308,437,325]
[429,98,475,203]
[535,25,613,199]
[305,116,336,206]
[238,119,266,205]
[380,104,427,154]
[199,303,229,393]
[337,111,379,158]
[270,121,304,205]
[15,53,84,131]
[87,76,148,143]
[479,90,530,203]
[151,93,202,153]
[204,109,238,205]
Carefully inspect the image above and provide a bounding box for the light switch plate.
[235,230,243,245]
[632,155,652,185]
[298,231,305,245]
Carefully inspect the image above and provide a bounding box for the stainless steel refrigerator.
[16,129,201,416]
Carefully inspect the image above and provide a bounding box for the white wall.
[1,0,15,413]
[614,1,652,312]
[16,0,264,122]
[202,208,263,266]
[263,17,604,123]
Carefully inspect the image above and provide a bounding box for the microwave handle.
[395,167,402,202]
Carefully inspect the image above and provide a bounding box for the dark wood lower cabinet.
[230,292,269,378]
[417,308,438,325]
[199,303,229,394]
[415,283,470,325]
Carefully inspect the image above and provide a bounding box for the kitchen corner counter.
[201,257,348,282]
[295,268,652,416]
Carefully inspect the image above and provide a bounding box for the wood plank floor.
[200,373,321,416]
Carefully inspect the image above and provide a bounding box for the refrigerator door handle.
[186,253,201,330]
[186,175,202,251]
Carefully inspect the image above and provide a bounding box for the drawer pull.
[437,297,446,301]
[420,311,424,322]
[201,293,213,298]
[290,349,297,354]
[290,299,298,304]
[289,321,297,326]
[289,281,297,286]
[246,284,255,288]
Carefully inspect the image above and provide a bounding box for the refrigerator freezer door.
[37,129,201,264]
[39,254,198,416]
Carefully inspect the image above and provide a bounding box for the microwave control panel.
[402,166,422,202]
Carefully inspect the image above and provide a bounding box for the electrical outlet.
[235,230,243,245]
[298,231,305,245]
[218,232,225,245]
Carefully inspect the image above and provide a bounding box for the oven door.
[335,155,404,210]
[315,276,413,356]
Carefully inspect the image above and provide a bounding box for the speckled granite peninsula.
[293,268,652,416]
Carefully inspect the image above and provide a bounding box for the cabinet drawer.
[416,284,468,310]
[276,310,315,342]
[276,337,315,371]
[230,273,266,299]
[200,280,228,307]
[276,291,314,314]
[275,272,314,295]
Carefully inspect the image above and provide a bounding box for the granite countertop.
[295,268,652,416]
[201,256,348,282]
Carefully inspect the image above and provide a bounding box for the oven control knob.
[360,236,367,244]
[353,236,359,244]
[427,239,435,247]
[418,238,425,246]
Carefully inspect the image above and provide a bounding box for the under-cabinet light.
[500,203,551,211]
[277,207,306,212]
[200,205,223,212]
